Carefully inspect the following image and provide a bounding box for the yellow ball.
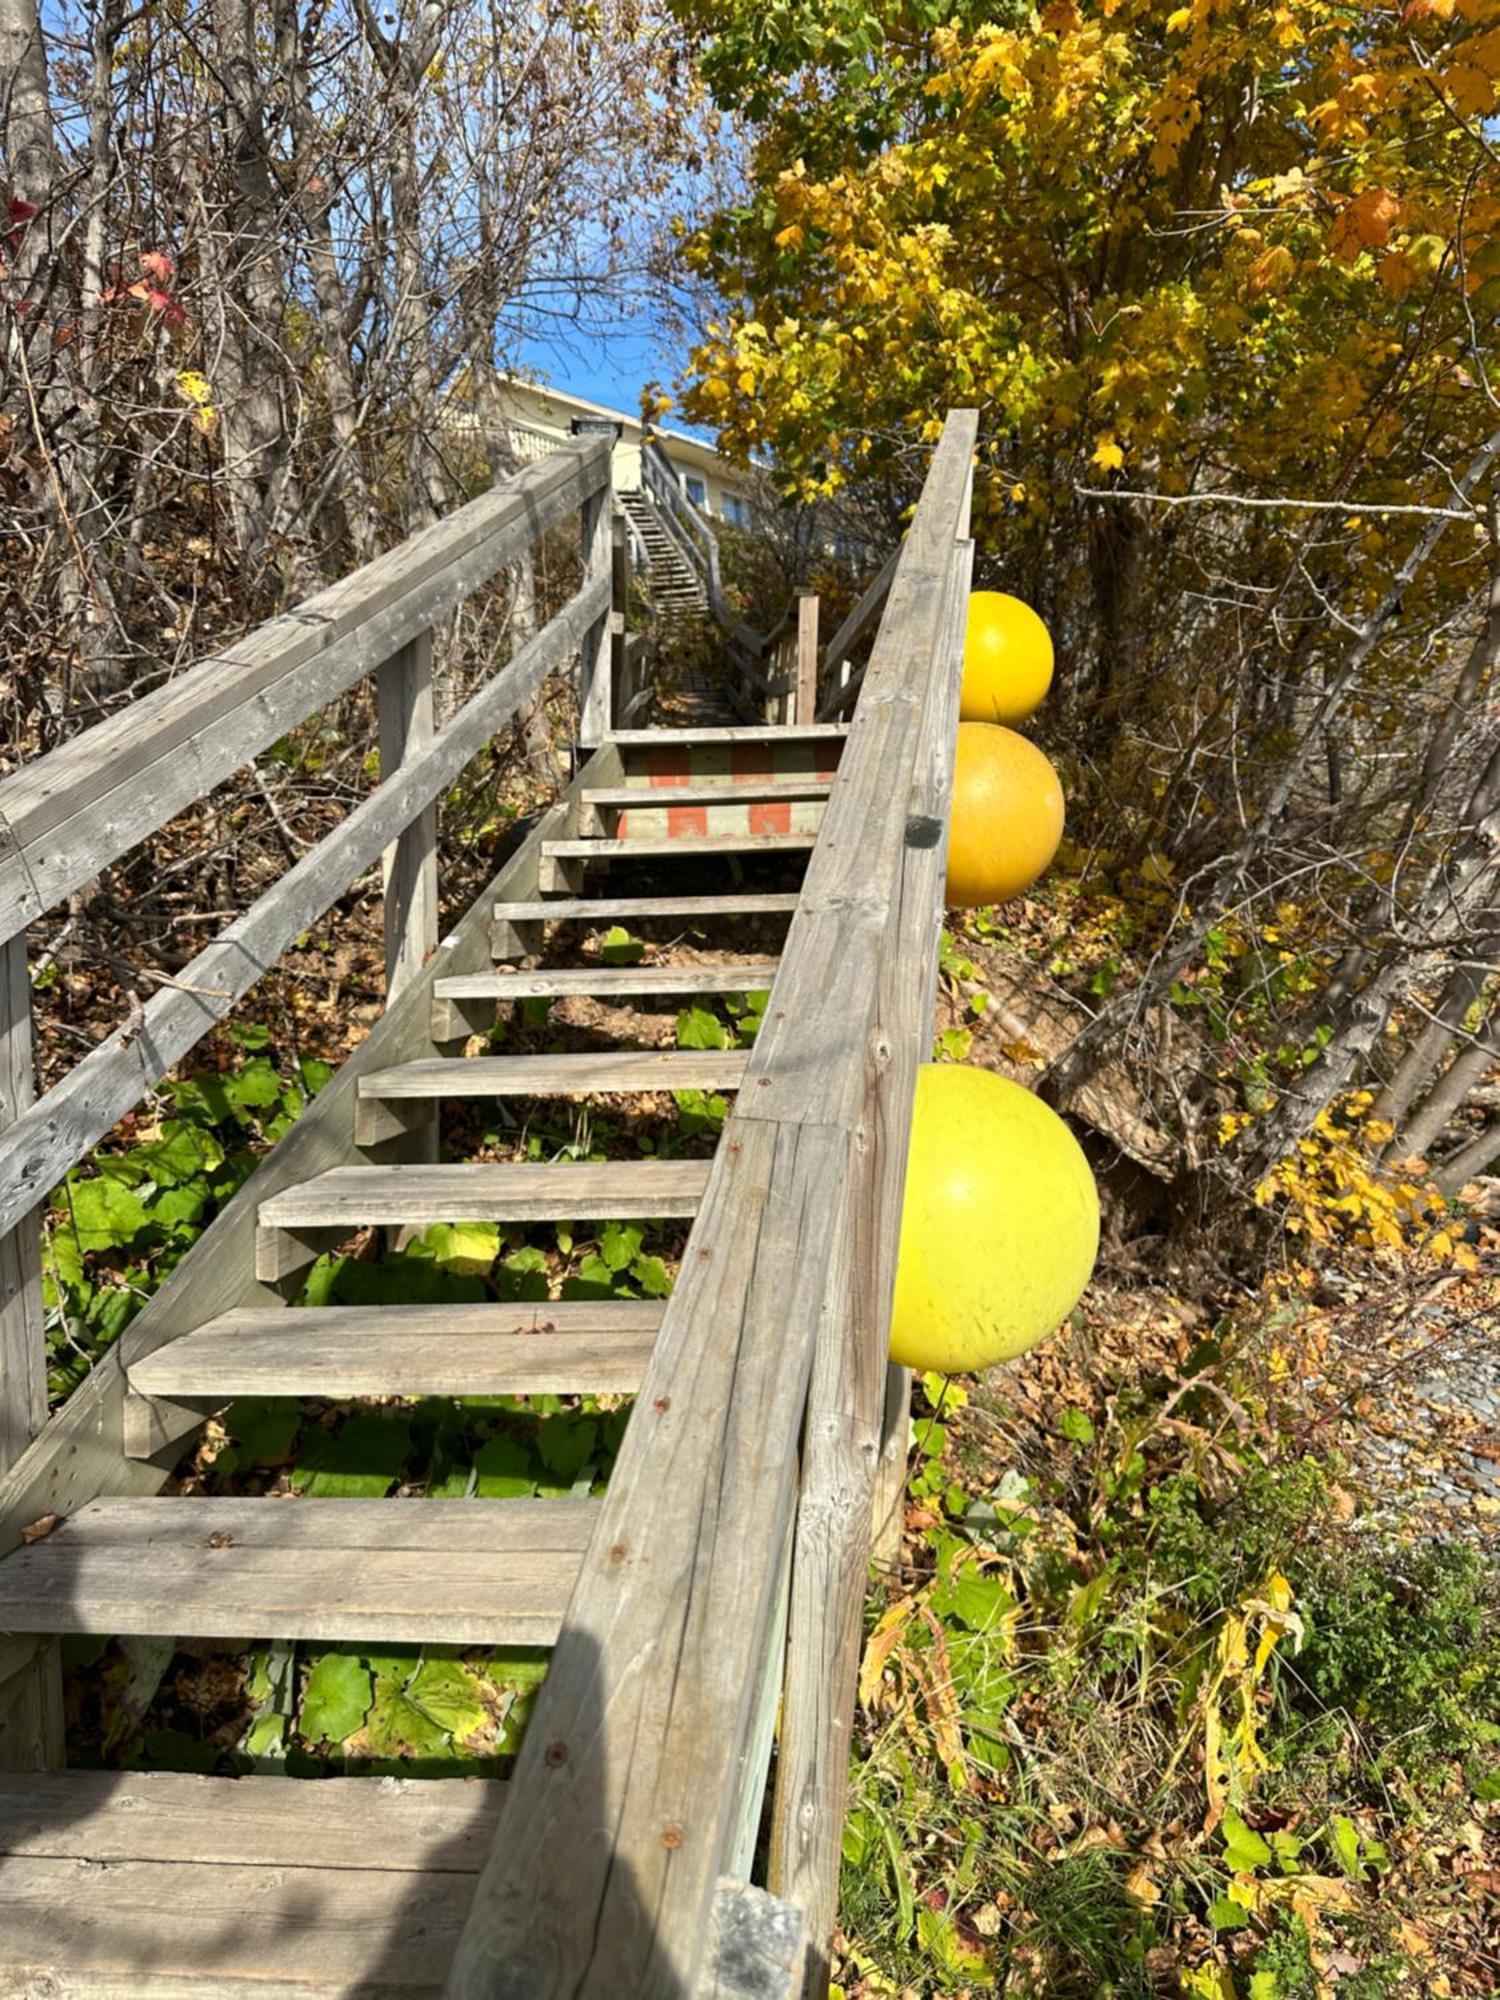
[946,722,1064,908]
[891,1065,1099,1375]
[962,592,1054,725]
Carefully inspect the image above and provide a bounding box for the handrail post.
[794,592,819,726]
[578,478,613,747]
[0,933,63,1770]
[378,630,440,1000]
[610,509,629,732]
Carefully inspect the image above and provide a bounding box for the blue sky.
[513,300,714,440]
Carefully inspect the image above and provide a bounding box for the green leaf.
[536,1416,598,1482]
[219,1397,302,1473]
[65,1175,150,1252]
[677,1004,730,1050]
[934,1027,973,1062]
[1221,1807,1273,1874]
[228,1021,273,1050]
[473,1435,537,1498]
[938,1569,1015,1634]
[600,925,646,965]
[599,1220,644,1273]
[1058,1407,1095,1444]
[631,1253,673,1297]
[399,1659,488,1743]
[1208,1895,1249,1932]
[300,1652,373,1746]
[224,1057,285,1112]
[292,1414,411,1498]
[1329,1813,1364,1880]
[417,1221,501,1276]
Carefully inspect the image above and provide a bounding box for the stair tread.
[543,833,817,859]
[607,725,848,744]
[493,894,800,921]
[581,782,832,807]
[360,1051,749,1098]
[436,961,780,999]
[128,1301,665,1399]
[0,1771,500,1993]
[0,1497,595,1644]
[260,1159,710,1230]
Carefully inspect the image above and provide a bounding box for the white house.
[489,375,758,527]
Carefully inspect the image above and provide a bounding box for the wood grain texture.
[0,440,608,945]
[606,726,847,746]
[258,1159,711,1231]
[0,1498,596,1643]
[379,629,440,997]
[446,1116,852,2000]
[0,936,63,1771]
[541,833,816,861]
[434,962,780,1002]
[770,534,974,1966]
[0,575,608,1245]
[127,1301,665,1399]
[579,784,832,809]
[794,594,819,728]
[491,895,800,924]
[359,1051,749,1099]
[0,1770,504,1871]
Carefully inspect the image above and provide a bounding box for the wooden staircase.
[0,416,978,1996]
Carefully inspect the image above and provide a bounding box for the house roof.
[496,373,745,482]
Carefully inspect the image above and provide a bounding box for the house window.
[683,474,708,509]
[722,492,747,527]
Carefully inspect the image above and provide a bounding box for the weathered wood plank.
[606,726,847,746]
[446,1116,853,1999]
[0,1854,477,1993]
[258,1160,710,1233]
[0,1498,597,1644]
[0,574,609,1245]
[578,481,614,749]
[0,440,609,944]
[491,894,800,924]
[580,783,832,809]
[541,833,817,861]
[0,1770,503,1871]
[359,1051,749,1099]
[794,593,820,727]
[770,536,974,1967]
[380,629,440,996]
[127,1301,664,1400]
[0,935,62,1772]
[435,962,780,1003]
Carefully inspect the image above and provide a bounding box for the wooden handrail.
[0,438,610,947]
[447,410,977,1998]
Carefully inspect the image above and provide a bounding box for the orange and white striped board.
[616,741,841,840]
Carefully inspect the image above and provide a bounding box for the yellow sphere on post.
[891,1065,1099,1375]
[961,591,1054,725]
[946,722,1064,908]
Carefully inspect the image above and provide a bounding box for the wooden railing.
[447,409,977,1996]
[0,438,615,1737]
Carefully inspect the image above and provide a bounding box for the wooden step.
[438,959,780,1003]
[543,833,817,863]
[581,781,832,809]
[0,1498,595,1645]
[361,1050,749,1100]
[260,1158,706,1247]
[606,725,848,744]
[0,1771,501,1994]
[129,1299,664,1401]
[493,892,799,923]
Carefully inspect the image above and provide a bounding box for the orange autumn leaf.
[1327,188,1401,261]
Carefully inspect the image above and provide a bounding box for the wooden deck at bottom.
[0,1771,502,1997]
